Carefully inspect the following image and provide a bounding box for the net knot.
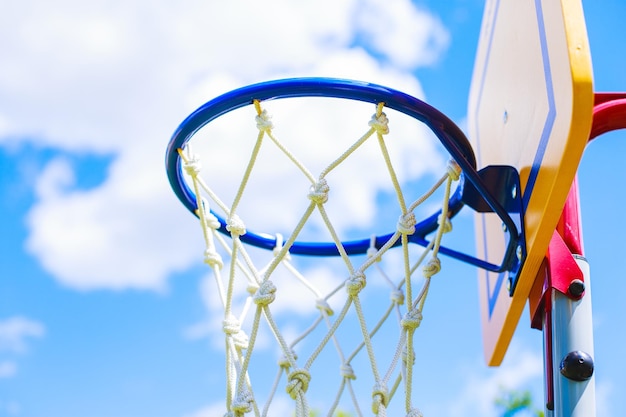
[406,407,424,417]
[423,257,441,278]
[204,249,223,268]
[183,156,202,177]
[315,299,334,316]
[372,384,389,415]
[397,212,416,235]
[232,390,254,414]
[226,215,246,236]
[255,109,273,132]
[390,290,405,305]
[447,159,461,181]
[286,369,311,399]
[278,349,297,369]
[340,363,356,380]
[204,212,222,230]
[369,111,390,135]
[223,316,249,349]
[438,213,452,234]
[308,179,329,204]
[232,331,249,350]
[346,271,366,296]
[253,280,276,306]
[401,308,423,330]
[222,315,241,335]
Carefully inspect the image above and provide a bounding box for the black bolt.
[560,350,594,381]
[568,279,585,298]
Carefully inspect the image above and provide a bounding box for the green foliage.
[495,388,544,417]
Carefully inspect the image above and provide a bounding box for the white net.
[178,99,462,417]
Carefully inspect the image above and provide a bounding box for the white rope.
[181,100,462,417]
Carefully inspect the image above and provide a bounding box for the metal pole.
[550,255,595,416]
[530,178,596,416]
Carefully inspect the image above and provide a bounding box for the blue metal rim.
[166,77,494,259]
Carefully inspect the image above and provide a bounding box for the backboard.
[468,0,594,365]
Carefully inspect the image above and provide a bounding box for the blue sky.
[1,0,625,416]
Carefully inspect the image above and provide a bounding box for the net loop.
[204,249,223,269]
[223,315,249,349]
[253,280,276,306]
[401,308,423,330]
[308,179,330,204]
[397,212,417,235]
[203,211,222,230]
[372,383,389,415]
[423,257,441,278]
[368,111,390,135]
[286,368,311,399]
[232,390,254,414]
[255,108,274,132]
[315,298,334,316]
[446,159,461,181]
[346,271,366,296]
[182,155,202,177]
[391,289,405,305]
[340,363,357,380]
[222,315,241,335]
[226,215,246,236]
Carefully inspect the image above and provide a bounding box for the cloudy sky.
[1,0,625,416]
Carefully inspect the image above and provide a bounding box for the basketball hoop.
[166,78,524,416]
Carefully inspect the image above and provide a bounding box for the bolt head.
[560,350,594,381]
[568,279,585,298]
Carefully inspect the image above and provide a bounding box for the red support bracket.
[529,209,584,330]
[590,92,626,140]
[529,177,585,330]
[529,91,626,330]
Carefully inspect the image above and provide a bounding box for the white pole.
[550,255,596,417]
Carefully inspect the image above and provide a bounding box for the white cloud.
[7,0,453,291]
[0,316,45,353]
[355,0,450,69]
[26,155,203,291]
